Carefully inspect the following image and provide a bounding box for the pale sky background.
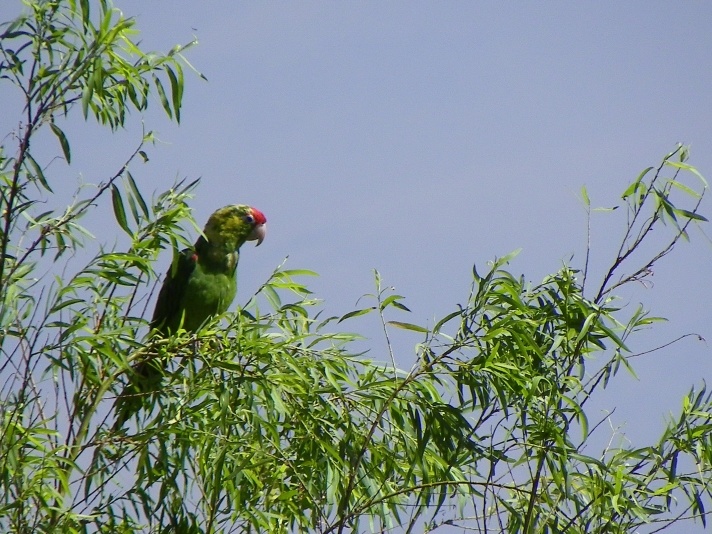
[2,2,712,532]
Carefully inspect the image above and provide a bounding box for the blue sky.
[2,2,712,530]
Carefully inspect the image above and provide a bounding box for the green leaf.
[622,166,653,199]
[25,153,52,192]
[338,307,375,322]
[494,248,522,269]
[102,4,118,35]
[126,191,140,225]
[673,207,708,222]
[392,300,411,312]
[669,179,701,198]
[262,283,281,309]
[111,184,131,236]
[153,74,172,119]
[59,321,88,343]
[49,123,71,164]
[598,320,629,351]
[380,295,410,312]
[387,321,429,334]
[433,310,461,334]
[280,269,319,277]
[81,81,92,119]
[592,206,619,212]
[580,185,590,207]
[575,312,598,344]
[50,298,85,314]
[696,490,707,527]
[665,160,708,187]
[125,171,149,219]
[80,0,90,27]
[165,65,182,123]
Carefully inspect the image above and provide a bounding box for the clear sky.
[2,2,712,531]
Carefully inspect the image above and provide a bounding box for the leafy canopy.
[1,1,711,533]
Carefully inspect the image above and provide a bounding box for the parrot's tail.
[112,359,163,431]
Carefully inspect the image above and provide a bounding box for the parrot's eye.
[244,214,255,224]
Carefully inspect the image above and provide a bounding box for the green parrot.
[113,204,267,428]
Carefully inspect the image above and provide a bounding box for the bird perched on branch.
[113,204,267,429]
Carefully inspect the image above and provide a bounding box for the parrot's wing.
[150,247,198,333]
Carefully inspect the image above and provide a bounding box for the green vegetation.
[1,2,710,532]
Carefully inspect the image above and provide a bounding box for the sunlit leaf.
[387,321,429,333]
[665,160,709,187]
[622,166,653,199]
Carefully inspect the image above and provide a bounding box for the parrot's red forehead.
[249,207,267,225]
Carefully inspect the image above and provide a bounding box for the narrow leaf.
[165,65,182,123]
[262,284,281,309]
[280,269,319,277]
[665,160,708,187]
[669,179,701,198]
[472,262,481,282]
[25,153,52,192]
[673,208,708,222]
[49,123,71,164]
[392,300,412,312]
[380,294,409,312]
[387,321,429,333]
[153,74,172,118]
[80,0,90,27]
[81,82,92,119]
[433,310,461,334]
[338,307,375,322]
[575,312,598,344]
[126,171,149,218]
[622,166,653,199]
[111,184,131,235]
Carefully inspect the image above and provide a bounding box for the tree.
[1,1,711,533]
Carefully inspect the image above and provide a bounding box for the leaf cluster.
[2,2,712,534]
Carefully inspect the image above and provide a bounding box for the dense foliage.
[1,1,710,532]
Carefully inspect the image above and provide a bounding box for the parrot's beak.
[249,223,266,246]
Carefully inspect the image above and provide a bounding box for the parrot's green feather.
[151,239,238,334]
[113,204,266,429]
